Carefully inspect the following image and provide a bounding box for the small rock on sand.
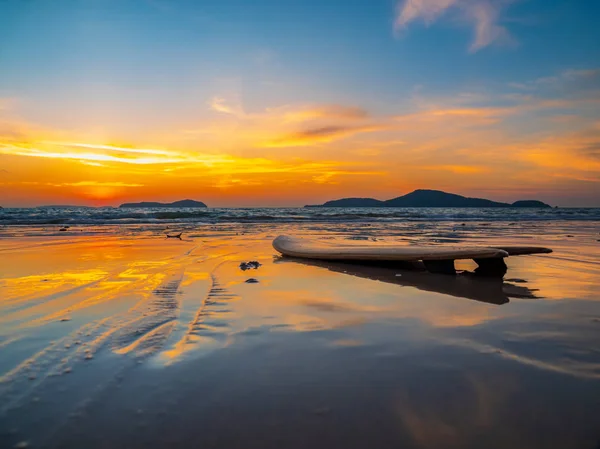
[245,278,259,284]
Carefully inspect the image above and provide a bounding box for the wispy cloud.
[509,68,600,91]
[516,126,600,174]
[3,181,146,188]
[394,0,514,52]
[0,146,183,165]
[209,97,245,117]
[419,164,490,174]
[395,0,457,27]
[265,124,385,147]
[277,105,369,123]
[199,98,379,147]
[55,181,144,187]
[46,142,175,156]
[0,140,243,166]
[209,98,368,123]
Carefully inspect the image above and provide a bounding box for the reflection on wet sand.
[276,257,538,305]
[0,226,599,449]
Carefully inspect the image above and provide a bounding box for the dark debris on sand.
[245,278,259,284]
[240,261,261,271]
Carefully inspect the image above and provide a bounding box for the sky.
[0,0,599,207]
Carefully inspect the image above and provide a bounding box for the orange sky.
[1,83,599,207]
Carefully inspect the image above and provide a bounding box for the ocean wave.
[1,207,599,225]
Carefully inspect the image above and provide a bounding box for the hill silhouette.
[307,189,551,208]
[120,199,207,208]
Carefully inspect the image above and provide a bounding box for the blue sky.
[2,0,598,97]
[0,0,599,206]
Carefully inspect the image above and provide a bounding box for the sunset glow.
[1,0,599,207]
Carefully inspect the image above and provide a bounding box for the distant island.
[38,205,93,209]
[305,189,551,208]
[119,199,208,208]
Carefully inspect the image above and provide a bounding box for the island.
[38,205,93,209]
[510,200,551,208]
[119,199,208,208]
[306,189,551,208]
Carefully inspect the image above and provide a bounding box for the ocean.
[1,206,599,226]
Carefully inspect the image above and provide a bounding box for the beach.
[1,219,600,449]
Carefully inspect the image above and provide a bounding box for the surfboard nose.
[272,235,291,254]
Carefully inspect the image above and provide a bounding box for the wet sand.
[1,223,599,449]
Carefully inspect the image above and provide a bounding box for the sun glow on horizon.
[1,83,599,207]
[0,1,599,207]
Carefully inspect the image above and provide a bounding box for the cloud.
[513,127,600,179]
[392,106,513,131]
[394,0,513,52]
[47,142,175,156]
[419,164,490,174]
[466,1,511,51]
[0,140,247,166]
[265,124,385,147]
[2,181,144,188]
[208,99,369,123]
[395,0,457,27]
[0,181,144,188]
[79,161,107,167]
[0,145,184,165]
[352,148,383,157]
[198,99,376,148]
[510,68,600,91]
[209,96,245,116]
[562,69,600,81]
[53,181,144,187]
[278,105,369,123]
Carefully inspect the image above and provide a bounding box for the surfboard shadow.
[275,257,539,306]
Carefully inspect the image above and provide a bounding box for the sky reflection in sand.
[0,224,599,448]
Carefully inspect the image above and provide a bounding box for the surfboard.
[273,235,508,261]
[493,246,553,256]
[272,235,552,277]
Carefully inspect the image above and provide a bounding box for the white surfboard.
[272,235,508,261]
[272,235,552,277]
